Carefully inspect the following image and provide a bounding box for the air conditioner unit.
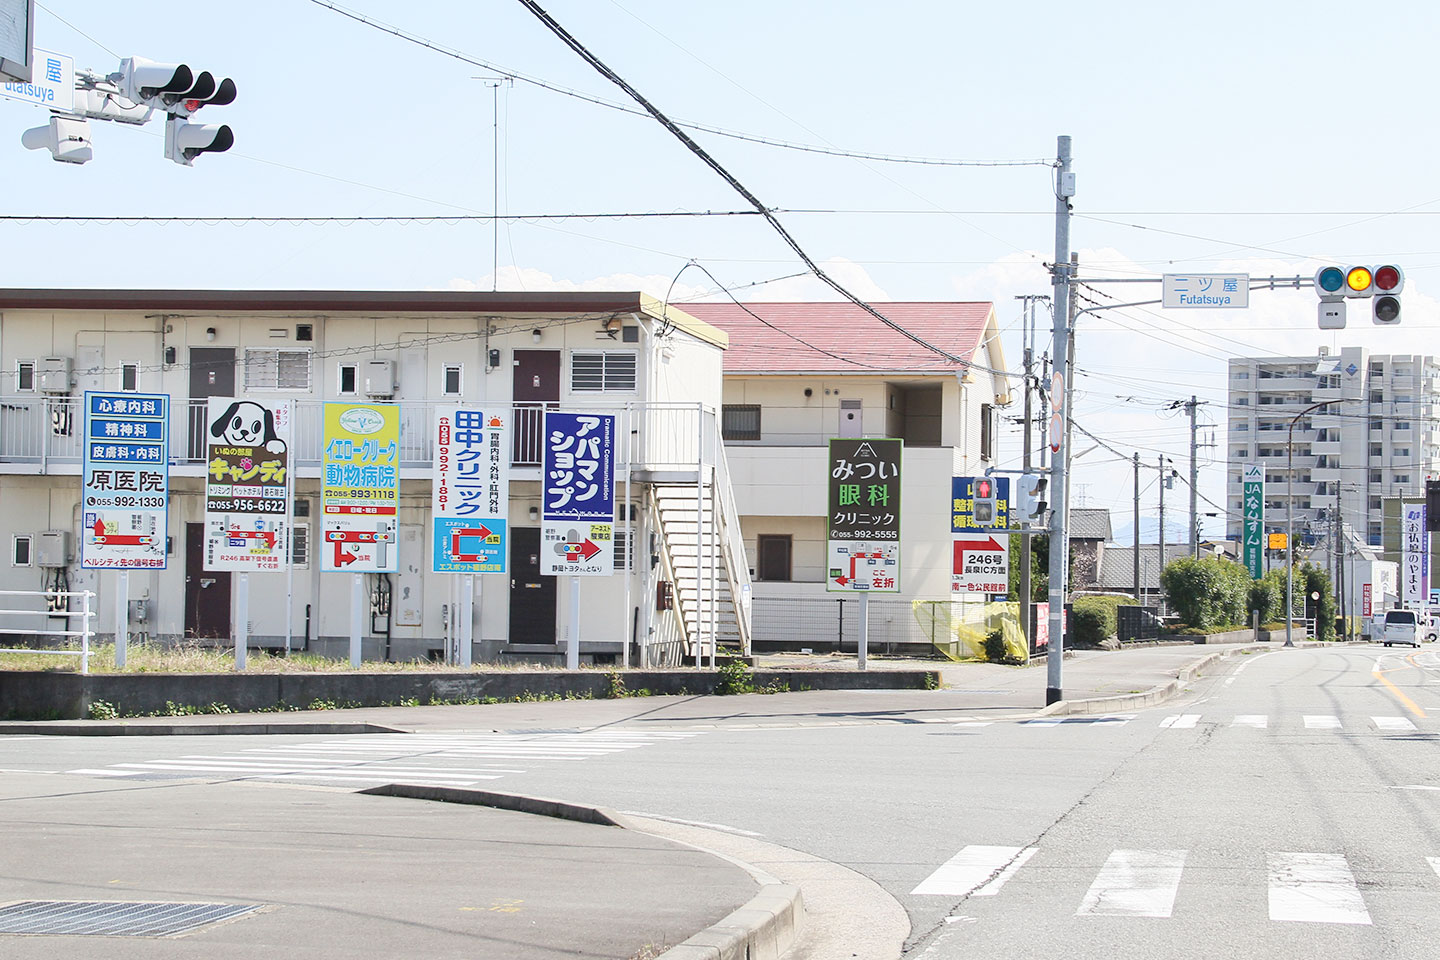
[363,360,396,398]
[35,530,70,567]
[38,357,73,394]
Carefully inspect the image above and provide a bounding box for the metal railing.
[704,412,752,654]
[0,589,95,674]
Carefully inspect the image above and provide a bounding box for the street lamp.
[1286,400,1340,647]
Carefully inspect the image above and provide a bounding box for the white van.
[1381,609,1421,648]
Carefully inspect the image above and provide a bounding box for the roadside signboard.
[541,412,615,576]
[1402,502,1427,607]
[431,406,508,573]
[1243,463,1264,577]
[203,398,290,572]
[1162,273,1249,309]
[1362,583,1372,618]
[321,402,400,573]
[952,535,1008,595]
[0,46,71,109]
[827,438,901,592]
[952,476,1010,532]
[81,391,168,569]
[1267,532,1287,550]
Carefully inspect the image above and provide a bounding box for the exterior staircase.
[653,467,751,658]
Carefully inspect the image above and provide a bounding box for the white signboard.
[1162,273,1249,309]
[826,541,899,591]
[204,398,291,572]
[952,535,1009,595]
[0,46,71,110]
[1402,503,1427,607]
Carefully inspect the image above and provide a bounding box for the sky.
[5,0,1440,545]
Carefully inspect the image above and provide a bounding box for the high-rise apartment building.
[1227,347,1440,549]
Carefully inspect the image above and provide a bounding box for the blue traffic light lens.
[1317,267,1345,293]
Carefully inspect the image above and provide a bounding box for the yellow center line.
[1372,656,1429,719]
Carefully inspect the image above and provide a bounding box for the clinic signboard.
[203,398,291,572]
[321,402,400,573]
[827,438,901,592]
[431,406,508,573]
[541,412,615,576]
[81,392,169,569]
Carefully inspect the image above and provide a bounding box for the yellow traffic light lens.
[1346,266,1372,291]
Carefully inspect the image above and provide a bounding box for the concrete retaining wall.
[0,668,939,720]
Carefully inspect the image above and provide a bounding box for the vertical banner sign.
[542,412,615,576]
[1402,503,1427,607]
[81,392,169,569]
[322,402,400,573]
[1362,583,1372,618]
[432,406,509,573]
[204,398,291,572]
[951,476,1010,532]
[1242,463,1264,578]
[827,438,902,592]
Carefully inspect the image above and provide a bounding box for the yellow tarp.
[912,600,1027,662]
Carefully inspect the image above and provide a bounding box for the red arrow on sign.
[958,537,1006,554]
[333,541,359,567]
[562,538,602,562]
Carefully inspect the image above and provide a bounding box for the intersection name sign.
[1162,274,1249,309]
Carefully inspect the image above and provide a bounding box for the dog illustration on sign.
[210,400,287,455]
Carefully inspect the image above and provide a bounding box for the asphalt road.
[5,643,1439,959]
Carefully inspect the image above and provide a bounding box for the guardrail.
[0,589,96,674]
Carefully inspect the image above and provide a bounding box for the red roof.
[680,301,994,374]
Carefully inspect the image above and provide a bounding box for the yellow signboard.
[1268,532,1288,550]
[321,402,400,572]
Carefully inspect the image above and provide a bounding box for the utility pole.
[1133,451,1141,602]
[1046,134,1074,706]
[1016,294,1046,650]
[1158,455,1166,596]
[1335,483,1346,640]
[1187,396,1200,557]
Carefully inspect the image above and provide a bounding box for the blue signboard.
[81,392,169,569]
[952,476,1010,533]
[541,412,616,576]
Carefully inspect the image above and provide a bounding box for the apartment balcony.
[1253,376,1316,391]
[1311,439,1342,456]
[0,396,718,479]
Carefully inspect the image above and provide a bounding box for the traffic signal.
[1015,473,1047,524]
[973,476,997,526]
[1427,478,1440,532]
[115,57,236,166]
[165,113,233,166]
[1342,265,1373,298]
[1373,264,1403,325]
[20,115,92,164]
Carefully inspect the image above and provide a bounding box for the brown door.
[187,347,236,459]
[508,527,555,643]
[185,522,231,639]
[512,349,560,465]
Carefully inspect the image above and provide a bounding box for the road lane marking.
[911,845,1036,897]
[1233,715,1268,728]
[1268,853,1371,925]
[1159,715,1200,729]
[1372,716,1417,732]
[1076,849,1186,918]
[1371,660,1428,719]
[1429,857,1440,879]
[1303,716,1342,730]
[1391,785,1440,792]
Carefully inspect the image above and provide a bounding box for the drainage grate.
[0,900,262,937]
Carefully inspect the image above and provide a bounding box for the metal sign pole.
[235,572,248,671]
[115,571,128,669]
[462,574,475,668]
[350,573,363,668]
[857,589,869,670]
[568,575,581,670]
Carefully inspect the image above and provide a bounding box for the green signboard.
[1242,463,1263,578]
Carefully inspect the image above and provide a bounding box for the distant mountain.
[1108,515,1219,546]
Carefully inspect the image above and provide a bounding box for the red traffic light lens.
[1375,265,1401,292]
[975,479,992,498]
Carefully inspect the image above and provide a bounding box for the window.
[1235,423,1248,432]
[442,363,463,396]
[1396,474,1411,484]
[1370,443,1383,457]
[613,526,634,571]
[1370,417,1383,432]
[757,535,792,581]
[1370,361,1384,375]
[16,360,36,392]
[1396,421,1411,430]
[296,323,313,342]
[1236,397,1249,406]
[1234,446,1248,458]
[570,351,637,393]
[12,535,31,567]
[120,363,139,391]
[1368,522,1382,546]
[290,523,309,567]
[1370,391,1383,403]
[1370,470,1383,483]
[1396,447,1411,458]
[1232,371,1250,380]
[1369,497,1382,511]
[721,404,761,441]
[244,348,312,391]
[980,403,994,460]
[338,363,358,395]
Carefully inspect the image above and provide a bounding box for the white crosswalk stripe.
[1303,715,1343,730]
[913,846,1418,926]
[1373,716,1417,732]
[1232,715,1268,728]
[1159,715,1200,729]
[65,730,703,786]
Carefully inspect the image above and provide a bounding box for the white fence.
[0,589,96,674]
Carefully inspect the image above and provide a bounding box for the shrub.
[1070,595,1137,647]
[1161,556,1251,629]
[714,659,753,696]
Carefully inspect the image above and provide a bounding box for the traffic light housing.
[1015,473,1047,524]
[20,115,92,164]
[973,476,997,526]
[1373,264,1403,325]
[165,114,233,166]
[1427,478,1440,532]
[115,56,237,166]
[1314,264,1403,327]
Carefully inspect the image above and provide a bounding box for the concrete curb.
[0,720,407,736]
[1038,641,1332,716]
[354,784,802,960]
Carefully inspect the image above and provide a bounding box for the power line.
[0,211,764,225]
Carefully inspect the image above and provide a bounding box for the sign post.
[81,392,169,667]
[322,403,401,667]
[827,439,902,669]
[431,407,509,667]
[542,412,616,669]
[1243,463,1264,578]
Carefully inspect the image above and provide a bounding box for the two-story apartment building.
[0,289,749,666]
[683,301,1010,649]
